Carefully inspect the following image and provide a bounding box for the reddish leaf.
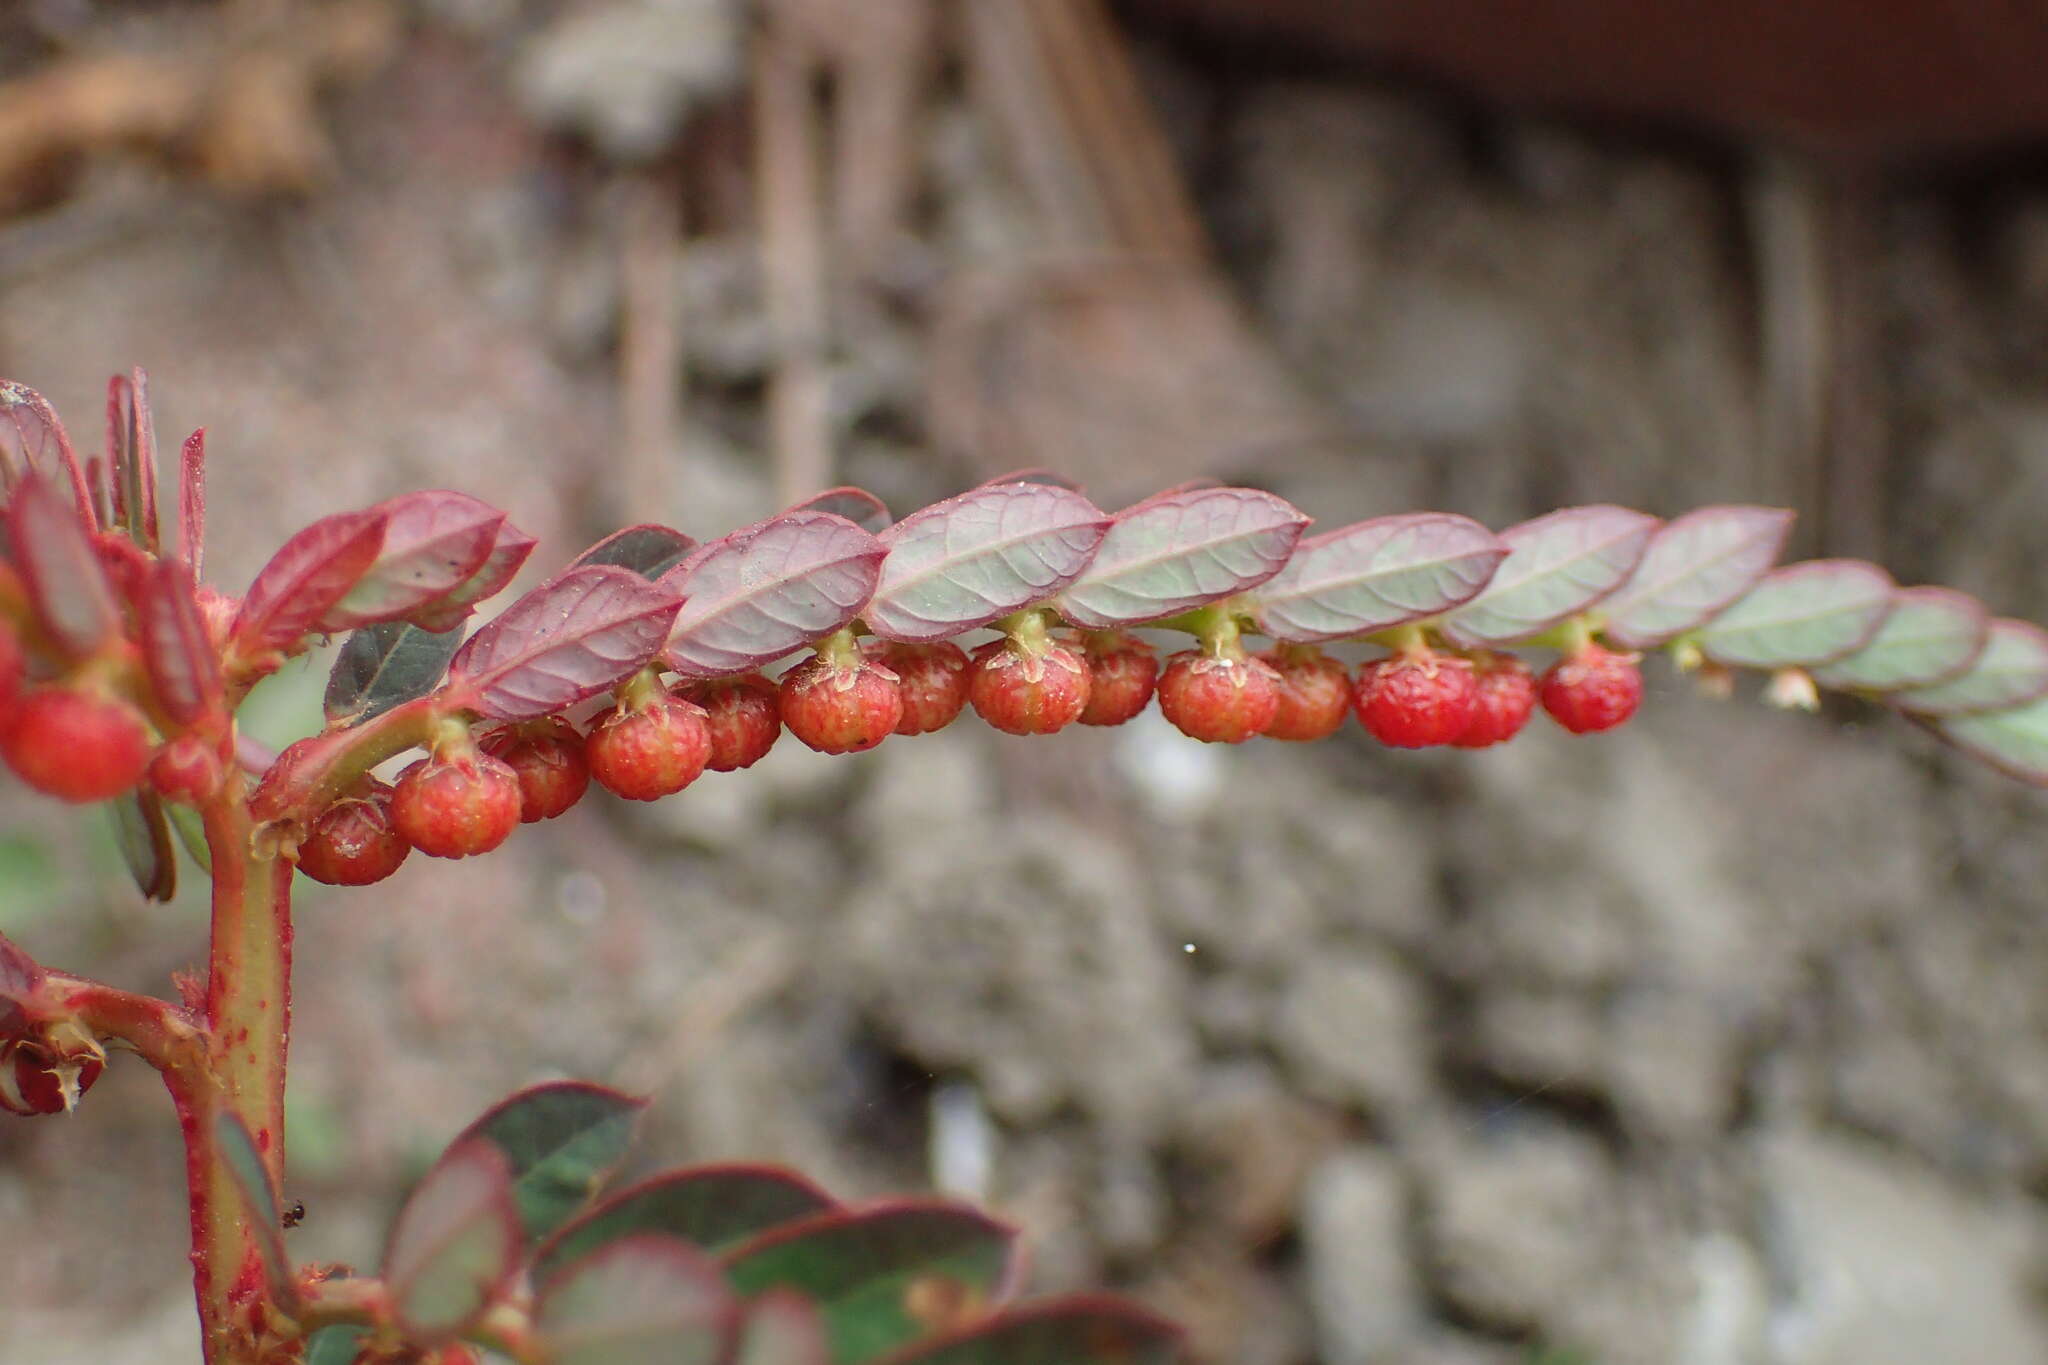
[7,472,121,655]
[384,1138,523,1341]
[1058,487,1308,629]
[661,511,887,677]
[106,370,162,551]
[871,1295,1185,1365]
[231,508,390,657]
[449,566,681,720]
[409,520,538,631]
[979,468,1085,492]
[1440,505,1660,646]
[570,524,699,580]
[1248,513,1506,642]
[535,1234,739,1365]
[534,1164,838,1280]
[1598,506,1794,649]
[787,487,893,533]
[318,491,504,631]
[866,485,1110,642]
[1120,478,1221,508]
[0,380,93,524]
[138,560,223,725]
[179,429,207,576]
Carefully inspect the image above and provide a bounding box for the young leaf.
[167,800,211,874]
[788,487,893,534]
[1694,560,1896,669]
[138,560,223,725]
[1439,505,1660,646]
[1598,505,1794,649]
[865,485,1111,643]
[111,790,177,903]
[450,1081,647,1245]
[571,524,700,580]
[179,429,207,576]
[408,520,539,632]
[6,472,121,655]
[214,1111,294,1305]
[302,1326,366,1365]
[324,621,465,728]
[231,508,389,658]
[318,491,505,631]
[721,1202,1021,1364]
[870,1296,1185,1365]
[384,1137,522,1341]
[1810,586,1991,692]
[0,380,93,522]
[1890,619,2048,716]
[107,370,161,551]
[734,1290,831,1365]
[1247,513,1506,643]
[0,931,45,1037]
[978,468,1085,492]
[661,511,888,677]
[1932,694,2048,786]
[534,1164,838,1281]
[448,567,682,720]
[1057,487,1308,629]
[535,1234,739,1365]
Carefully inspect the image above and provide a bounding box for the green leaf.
[213,1111,294,1304]
[1694,560,1895,669]
[324,620,464,728]
[869,1296,1184,1365]
[1600,505,1792,649]
[536,1233,738,1365]
[1810,586,1989,691]
[1057,487,1307,630]
[1891,619,2048,716]
[383,1137,522,1340]
[535,1164,838,1281]
[302,1325,365,1365]
[1440,505,1659,647]
[455,1081,647,1244]
[166,801,212,874]
[1932,695,2048,786]
[734,1290,831,1365]
[1247,513,1506,643]
[109,790,176,903]
[722,1202,1020,1364]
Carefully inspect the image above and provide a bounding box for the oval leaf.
[1598,505,1793,648]
[452,1081,648,1245]
[449,567,682,720]
[572,524,700,580]
[1248,513,1506,643]
[7,473,120,654]
[214,1111,294,1305]
[735,1291,831,1365]
[722,1202,1021,1364]
[112,790,177,903]
[866,485,1111,643]
[384,1137,522,1340]
[872,1296,1185,1365]
[661,512,887,677]
[324,621,465,728]
[1439,505,1660,646]
[1058,487,1308,629]
[1891,618,2048,716]
[979,468,1084,492]
[1809,586,1990,691]
[537,1234,738,1365]
[535,1164,838,1281]
[409,521,539,631]
[232,508,389,656]
[1694,559,1896,668]
[319,491,504,631]
[1933,694,2048,786]
[788,487,892,534]
[138,560,223,725]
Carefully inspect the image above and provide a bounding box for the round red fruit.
[480,718,590,822]
[298,780,411,886]
[1454,653,1538,749]
[587,694,711,800]
[1156,651,1282,743]
[0,1040,104,1117]
[1,687,151,803]
[779,655,903,753]
[1078,636,1158,727]
[681,675,782,771]
[1353,653,1478,748]
[969,640,1090,735]
[870,641,971,736]
[1540,644,1644,734]
[391,751,523,858]
[146,735,222,805]
[1259,647,1350,742]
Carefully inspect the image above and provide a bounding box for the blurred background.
[4,2,2048,1362]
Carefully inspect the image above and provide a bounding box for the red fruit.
[1454,653,1538,749]
[0,1040,103,1117]
[587,694,712,800]
[779,654,904,753]
[969,639,1091,735]
[391,750,523,858]
[146,735,222,805]
[1078,636,1158,727]
[1156,651,1282,743]
[479,718,590,822]
[1259,647,1350,742]
[1,687,151,803]
[0,624,21,723]
[297,780,411,886]
[1353,652,1478,748]
[869,641,972,736]
[681,674,782,771]
[1540,644,1644,734]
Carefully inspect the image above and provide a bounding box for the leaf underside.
[1439,504,1658,646]
[1058,486,1307,629]
[1249,512,1506,643]
[1694,559,1896,669]
[383,1137,522,1339]
[1598,505,1793,648]
[866,484,1110,642]
[662,511,887,676]
[450,566,682,719]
